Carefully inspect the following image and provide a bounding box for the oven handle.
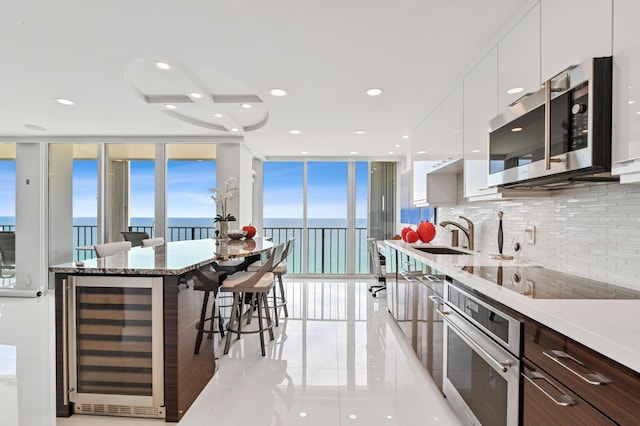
[437,308,513,373]
[523,368,576,406]
[543,350,612,385]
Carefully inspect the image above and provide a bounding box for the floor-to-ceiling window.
[263,162,304,273]
[263,160,371,275]
[72,145,98,260]
[166,144,217,241]
[0,143,16,286]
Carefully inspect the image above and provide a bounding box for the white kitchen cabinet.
[441,83,464,159]
[411,105,442,161]
[463,48,499,198]
[498,3,541,110]
[612,0,640,183]
[540,0,612,82]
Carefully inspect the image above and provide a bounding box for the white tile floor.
[0,279,461,426]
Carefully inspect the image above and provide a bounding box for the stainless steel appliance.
[488,57,613,188]
[65,275,165,418]
[439,279,522,425]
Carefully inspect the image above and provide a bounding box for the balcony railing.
[70,225,371,273]
[263,227,369,274]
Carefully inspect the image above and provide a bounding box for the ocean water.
[1,216,370,272]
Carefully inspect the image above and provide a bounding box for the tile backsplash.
[434,182,640,289]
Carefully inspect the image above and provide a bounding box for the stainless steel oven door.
[439,306,520,426]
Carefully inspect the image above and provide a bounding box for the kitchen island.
[50,237,273,422]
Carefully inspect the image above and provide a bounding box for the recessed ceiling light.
[155,62,171,70]
[55,98,75,105]
[299,412,307,418]
[241,103,252,109]
[24,124,46,131]
[231,128,239,132]
[300,151,308,154]
[165,104,176,110]
[472,149,481,153]
[214,113,223,118]
[629,100,635,105]
[349,414,357,420]
[366,88,383,96]
[354,130,366,134]
[289,130,301,135]
[190,92,203,99]
[388,151,394,154]
[394,144,400,148]
[402,135,409,139]
[269,88,288,97]
[507,87,524,94]
[511,127,523,132]
[350,151,358,155]
[417,150,426,154]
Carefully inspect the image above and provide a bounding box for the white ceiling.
[1,0,531,159]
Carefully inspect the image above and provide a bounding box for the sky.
[263,161,368,219]
[73,160,218,218]
[0,160,16,216]
[1,159,368,220]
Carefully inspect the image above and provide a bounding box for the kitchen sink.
[414,246,470,255]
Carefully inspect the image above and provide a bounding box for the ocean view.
[1,216,370,273]
[1,216,368,228]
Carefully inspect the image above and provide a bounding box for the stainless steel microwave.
[488,57,613,188]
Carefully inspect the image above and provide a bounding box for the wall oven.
[488,56,612,188]
[439,279,522,425]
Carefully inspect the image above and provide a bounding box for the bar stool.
[247,239,292,326]
[191,268,228,354]
[94,241,132,258]
[220,247,278,356]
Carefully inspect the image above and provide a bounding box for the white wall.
[14,143,48,295]
[435,181,640,289]
[215,143,254,227]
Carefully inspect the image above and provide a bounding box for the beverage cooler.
[63,275,165,418]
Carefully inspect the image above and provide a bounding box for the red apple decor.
[401,226,413,241]
[242,224,257,238]
[405,230,420,243]
[417,221,436,243]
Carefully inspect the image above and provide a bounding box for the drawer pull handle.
[524,369,576,406]
[543,350,612,385]
[424,274,441,282]
[429,294,445,305]
[615,156,640,165]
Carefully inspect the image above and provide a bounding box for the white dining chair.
[142,237,165,248]
[94,241,132,258]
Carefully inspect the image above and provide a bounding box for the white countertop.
[386,240,640,374]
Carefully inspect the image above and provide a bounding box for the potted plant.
[210,177,237,236]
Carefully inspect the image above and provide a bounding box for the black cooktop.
[460,265,640,300]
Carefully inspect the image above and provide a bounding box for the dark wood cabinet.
[522,359,615,425]
[385,249,445,392]
[523,318,640,425]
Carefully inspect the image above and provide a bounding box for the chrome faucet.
[439,216,475,251]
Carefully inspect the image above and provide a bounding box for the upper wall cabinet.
[540,0,612,81]
[463,48,498,198]
[498,3,541,110]
[411,105,442,161]
[441,83,464,159]
[612,0,640,183]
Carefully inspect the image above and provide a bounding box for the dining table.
[50,237,274,422]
